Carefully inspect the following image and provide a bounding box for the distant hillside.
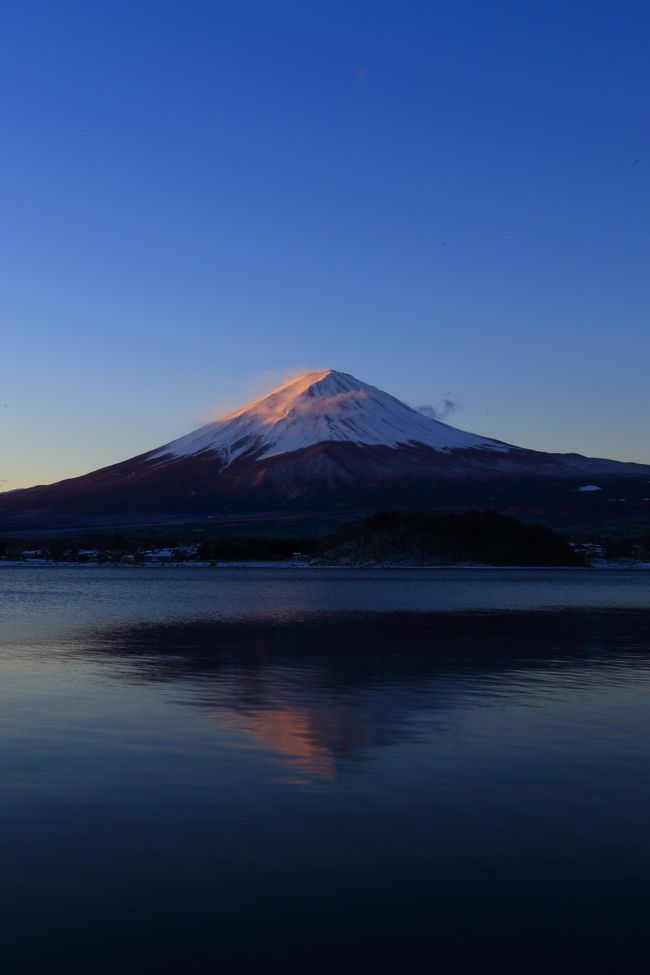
[314,510,583,567]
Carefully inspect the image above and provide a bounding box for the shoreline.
[1,559,650,570]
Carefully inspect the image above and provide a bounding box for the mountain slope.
[1,369,649,532]
[151,369,510,462]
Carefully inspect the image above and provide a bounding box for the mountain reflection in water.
[83,611,650,786]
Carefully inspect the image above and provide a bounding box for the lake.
[1,566,650,972]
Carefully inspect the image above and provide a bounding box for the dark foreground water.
[2,566,650,973]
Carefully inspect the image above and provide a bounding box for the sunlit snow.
[152,370,510,466]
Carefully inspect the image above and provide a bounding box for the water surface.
[1,566,649,972]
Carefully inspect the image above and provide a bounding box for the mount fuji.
[152,369,510,462]
[2,369,649,532]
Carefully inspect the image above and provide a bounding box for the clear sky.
[1,0,648,490]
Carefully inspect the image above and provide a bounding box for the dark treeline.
[0,532,322,562]
[196,535,322,561]
[602,532,650,561]
[317,510,585,566]
[0,510,585,566]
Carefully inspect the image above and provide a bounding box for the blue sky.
[1,0,648,489]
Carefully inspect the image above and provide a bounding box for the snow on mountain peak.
[152,369,509,465]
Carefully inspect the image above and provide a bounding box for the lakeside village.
[2,541,650,568]
[1,510,650,568]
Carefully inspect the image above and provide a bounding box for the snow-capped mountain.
[152,369,509,463]
[1,369,649,532]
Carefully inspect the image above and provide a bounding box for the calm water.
[1,566,650,973]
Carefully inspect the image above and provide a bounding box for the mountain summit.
[1,369,649,532]
[153,369,507,464]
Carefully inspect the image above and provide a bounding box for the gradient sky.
[1,0,649,490]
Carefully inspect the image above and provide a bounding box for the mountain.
[152,369,510,460]
[2,369,650,533]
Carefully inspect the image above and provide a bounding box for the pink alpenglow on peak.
[152,369,509,466]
